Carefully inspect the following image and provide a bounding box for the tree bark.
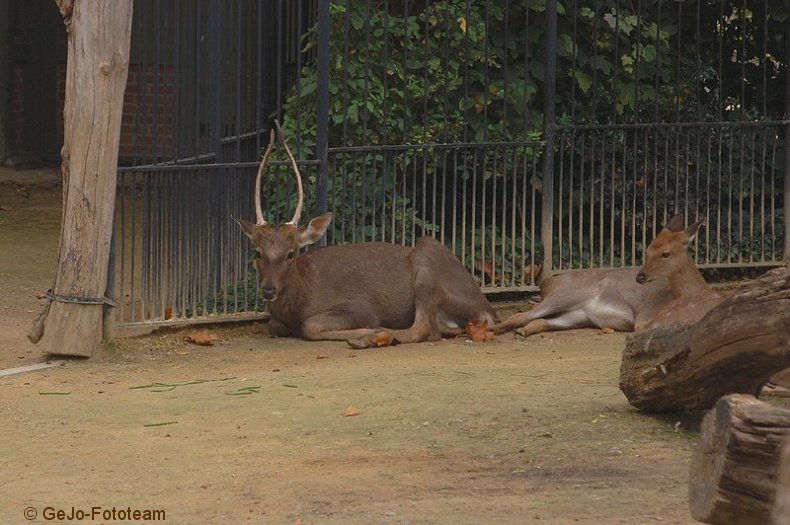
[28,0,133,356]
[772,440,790,525]
[689,395,790,525]
[619,267,790,412]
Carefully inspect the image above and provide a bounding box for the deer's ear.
[662,214,685,233]
[232,216,257,240]
[298,212,333,247]
[684,219,705,243]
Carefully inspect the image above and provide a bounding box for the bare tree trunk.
[689,394,790,525]
[619,267,790,412]
[28,0,133,357]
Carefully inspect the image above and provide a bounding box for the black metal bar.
[315,0,330,217]
[104,210,116,341]
[540,0,558,277]
[559,120,790,131]
[208,0,223,162]
[327,140,545,153]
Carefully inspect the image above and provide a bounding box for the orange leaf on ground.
[343,406,361,417]
[315,353,330,359]
[183,330,219,346]
[164,307,173,320]
[465,318,495,342]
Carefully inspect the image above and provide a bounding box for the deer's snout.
[635,271,648,284]
[262,286,278,301]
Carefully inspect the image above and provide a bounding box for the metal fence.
[113,0,789,328]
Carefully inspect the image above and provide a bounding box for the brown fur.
[236,213,496,348]
[493,214,714,338]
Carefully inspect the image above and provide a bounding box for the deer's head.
[233,121,333,302]
[636,214,704,284]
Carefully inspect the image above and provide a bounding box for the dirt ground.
[0,173,701,524]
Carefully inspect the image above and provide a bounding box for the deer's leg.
[386,266,446,343]
[266,319,293,337]
[515,309,590,338]
[345,267,445,348]
[492,311,536,334]
[300,309,380,342]
[492,298,569,334]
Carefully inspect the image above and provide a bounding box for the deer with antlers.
[233,122,497,348]
[493,214,720,337]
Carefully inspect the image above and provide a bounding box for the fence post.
[315,0,330,222]
[541,0,558,278]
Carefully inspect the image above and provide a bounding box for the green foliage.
[285,1,544,149]
[278,0,787,271]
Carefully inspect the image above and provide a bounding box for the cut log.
[772,440,790,525]
[30,0,133,356]
[769,368,790,391]
[689,394,790,525]
[619,267,790,412]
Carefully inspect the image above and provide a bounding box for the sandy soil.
[0,176,700,524]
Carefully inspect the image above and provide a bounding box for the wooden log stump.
[619,267,790,412]
[772,440,790,525]
[689,394,790,525]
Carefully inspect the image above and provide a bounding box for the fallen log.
[689,394,790,525]
[772,440,790,525]
[619,267,790,412]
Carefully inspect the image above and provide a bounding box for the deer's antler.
[273,119,304,227]
[254,128,276,226]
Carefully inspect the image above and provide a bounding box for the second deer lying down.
[235,122,497,349]
[493,214,721,337]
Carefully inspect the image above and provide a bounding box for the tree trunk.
[619,267,790,412]
[772,440,790,525]
[689,394,790,525]
[28,0,133,356]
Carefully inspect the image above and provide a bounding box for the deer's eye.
[286,250,296,262]
[661,251,670,258]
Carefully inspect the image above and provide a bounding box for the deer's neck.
[668,257,711,298]
[268,266,308,326]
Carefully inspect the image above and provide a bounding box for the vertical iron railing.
[111,0,788,329]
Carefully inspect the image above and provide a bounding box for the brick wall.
[43,63,176,162]
[119,65,175,161]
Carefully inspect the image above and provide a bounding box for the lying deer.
[234,122,497,348]
[493,214,718,337]
[633,216,723,331]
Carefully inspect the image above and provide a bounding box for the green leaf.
[574,70,592,93]
[641,44,656,62]
[300,82,317,97]
[347,104,359,124]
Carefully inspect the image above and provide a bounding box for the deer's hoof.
[347,331,397,349]
[347,336,373,349]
